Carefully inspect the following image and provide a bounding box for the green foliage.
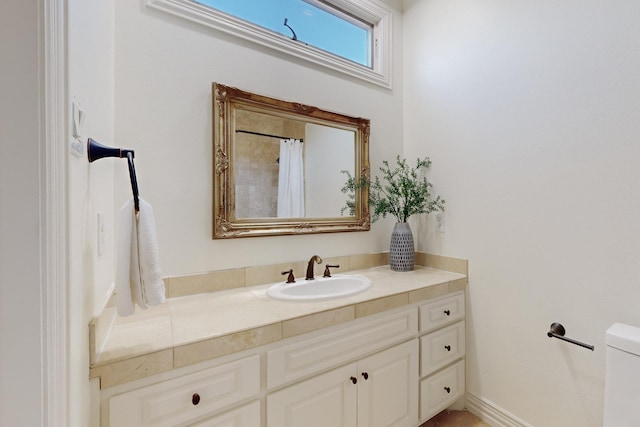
[341,155,445,223]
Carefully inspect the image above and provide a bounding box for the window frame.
[146,0,393,88]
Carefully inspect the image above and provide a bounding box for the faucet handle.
[323,264,340,277]
[281,269,295,283]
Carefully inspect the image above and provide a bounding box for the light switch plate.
[70,98,85,158]
[72,99,85,139]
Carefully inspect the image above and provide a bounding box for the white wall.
[0,1,45,425]
[67,0,115,425]
[113,0,405,276]
[404,1,640,425]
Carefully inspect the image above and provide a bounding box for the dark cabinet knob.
[444,386,451,394]
[350,376,358,384]
[192,393,201,405]
[361,372,369,380]
[444,309,451,316]
[444,345,451,351]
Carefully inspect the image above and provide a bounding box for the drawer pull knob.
[444,345,451,351]
[192,393,201,405]
[362,372,369,380]
[444,309,451,316]
[350,376,358,384]
[444,386,451,394]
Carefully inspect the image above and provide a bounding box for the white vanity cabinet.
[267,339,418,427]
[418,292,466,422]
[107,355,260,427]
[102,290,467,427]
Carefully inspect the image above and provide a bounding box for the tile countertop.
[90,265,467,389]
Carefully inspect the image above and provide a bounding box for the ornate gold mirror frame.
[212,82,370,238]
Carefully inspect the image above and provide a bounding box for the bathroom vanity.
[91,262,467,427]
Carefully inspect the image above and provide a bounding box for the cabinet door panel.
[358,340,418,427]
[267,363,357,427]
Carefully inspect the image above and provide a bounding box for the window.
[196,0,372,67]
[147,0,392,87]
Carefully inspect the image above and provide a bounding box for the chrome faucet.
[305,255,323,280]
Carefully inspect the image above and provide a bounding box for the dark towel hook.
[87,138,140,212]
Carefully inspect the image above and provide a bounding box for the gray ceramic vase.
[389,222,415,271]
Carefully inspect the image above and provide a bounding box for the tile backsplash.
[165,252,390,298]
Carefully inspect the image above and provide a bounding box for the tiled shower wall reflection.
[234,110,305,218]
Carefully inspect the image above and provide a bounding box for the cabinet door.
[357,340,418,427]
[267,363,357,427]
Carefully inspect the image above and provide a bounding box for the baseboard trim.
[465,392,533,427]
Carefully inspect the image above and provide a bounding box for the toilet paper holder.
[547,322,594,351]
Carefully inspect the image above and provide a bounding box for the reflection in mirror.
[234,112,355,219]
[213,83,370,238]
[304,124,355,218]
[233,110,304,219]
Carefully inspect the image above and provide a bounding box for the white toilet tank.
[603,323,640,426]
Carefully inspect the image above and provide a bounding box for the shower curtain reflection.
[277,138,305,217]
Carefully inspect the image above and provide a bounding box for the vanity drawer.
[420,360,465,421]
[419,292,465,333]
[109,355,260,427]
[268,307,418,389]
[421,321,465,377]
[189,401,260,427]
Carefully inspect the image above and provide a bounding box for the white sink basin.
[267,275,372,301]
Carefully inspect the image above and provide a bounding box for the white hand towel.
[136,198,165,307]
[116,199,136,316]
[116,198,165,316]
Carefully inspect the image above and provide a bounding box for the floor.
[420,410,492,427]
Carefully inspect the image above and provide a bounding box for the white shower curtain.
[277,138,305,217]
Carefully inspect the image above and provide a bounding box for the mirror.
[212,82,370,238]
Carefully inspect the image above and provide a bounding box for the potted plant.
[342,155,445,271]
